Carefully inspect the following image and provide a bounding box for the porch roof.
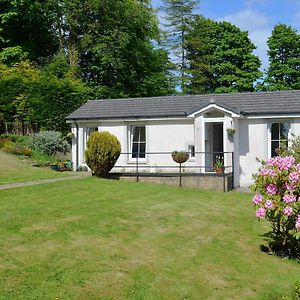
[66,90,300,121]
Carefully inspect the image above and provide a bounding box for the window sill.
[127,159,148,164]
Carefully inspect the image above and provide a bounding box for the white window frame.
[268,121,290,158]
[188,144,195,161]
[128,124,147,163]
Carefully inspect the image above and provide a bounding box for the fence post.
[136,155,139,182]
[179,162,182,188]
[231,152,234,189]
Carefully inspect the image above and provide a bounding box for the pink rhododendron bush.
[251,156,300,258]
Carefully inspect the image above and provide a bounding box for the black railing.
[111,151,234,188]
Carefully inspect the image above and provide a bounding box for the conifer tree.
[161,0,200,93]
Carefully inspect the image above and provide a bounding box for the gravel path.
[0,173,90,191]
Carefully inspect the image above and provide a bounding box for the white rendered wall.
[238,119,268,187]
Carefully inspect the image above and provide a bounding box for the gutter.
[74,120,79,169]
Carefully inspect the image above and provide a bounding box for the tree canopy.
[186,17,262,94]
[261,24,300,91]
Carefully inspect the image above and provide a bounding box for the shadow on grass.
[259,231,300,261]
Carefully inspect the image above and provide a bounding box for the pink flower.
[260,168,270,176]
[265,200,273,209]
[252,194,263,205]
[285,183,296,191]
[296,215,300,231]
[283,206,293,216]
[289,172,299,182]
[268,169,277,177]
[267,156,295,170]
[283,194,297,204]
[297,163,300,173]
[266,184,278,195]
[256,208,266,219]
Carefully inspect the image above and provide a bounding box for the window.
[188,145,195,158]
[86,127,98,142]
[270,122,289,157]
[131,126,146,158]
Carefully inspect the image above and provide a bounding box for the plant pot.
[50,164,60,171]
[215,167,224,174]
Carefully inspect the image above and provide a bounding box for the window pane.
[271,123,279,140]
[271,141,279,157]
[280,122,289,140]
[139,127,146,142]
[139,143,146,158]
[132,143,138,158]
[132,127,139,142]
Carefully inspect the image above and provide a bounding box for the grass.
[0,151,74,185]
[0,177,299,299]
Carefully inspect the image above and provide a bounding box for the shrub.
[251,156,300,258]
[29,131,70,156]
[85,131,121,176]
[278,135,300,163]
[0,138,11,148]
[0,134,28,144]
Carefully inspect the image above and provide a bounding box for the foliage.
[52,0,175,98]
[171,150,189,163]
[251,156,300,258]
[277,135,300,163]
[0,133,30,144]
[29,131,70,156]
[214,156,224,168]
[0,0,59,62]
[186,17,262,93]
[161,0,199,92]
[0,60,91,134]
[260,24,300,91]
[85,131,121,176]
[226,128,236,135]
[0,46,28,66]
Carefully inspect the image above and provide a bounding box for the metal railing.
[111,151,234,188]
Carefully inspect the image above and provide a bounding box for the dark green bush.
[85,131,121,176]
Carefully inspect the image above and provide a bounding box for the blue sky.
[152,0,300,71]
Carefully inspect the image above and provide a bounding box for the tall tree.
[48,0,175,97]
[161,0,200,93]
[0,0,59,62]
[262,24,300,91]
[186,18,262,94]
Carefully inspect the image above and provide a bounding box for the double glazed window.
[131,126,146,158]
[270,122,288,157]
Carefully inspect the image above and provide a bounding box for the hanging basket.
[171,151,189,164]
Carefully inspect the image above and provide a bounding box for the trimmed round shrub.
[29,131,71,156]
[85,131,121,177]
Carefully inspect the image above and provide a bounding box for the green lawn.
[0,151,74,185]
[0,178,299,299]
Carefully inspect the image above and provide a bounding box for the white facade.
[69,104,300,188]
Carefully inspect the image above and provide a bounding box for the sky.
[152,0,300,71]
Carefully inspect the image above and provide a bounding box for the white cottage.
[66,90,300,189]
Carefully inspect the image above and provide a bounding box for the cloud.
[221,9,269,32]
[249,29,272,71]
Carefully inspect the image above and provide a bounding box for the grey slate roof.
[66,90,300,120]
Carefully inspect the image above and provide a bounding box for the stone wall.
[108,174,233,192]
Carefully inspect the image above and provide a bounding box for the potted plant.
[226,128,236,136]
[171,150,189,164]
[214,156,224,174]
